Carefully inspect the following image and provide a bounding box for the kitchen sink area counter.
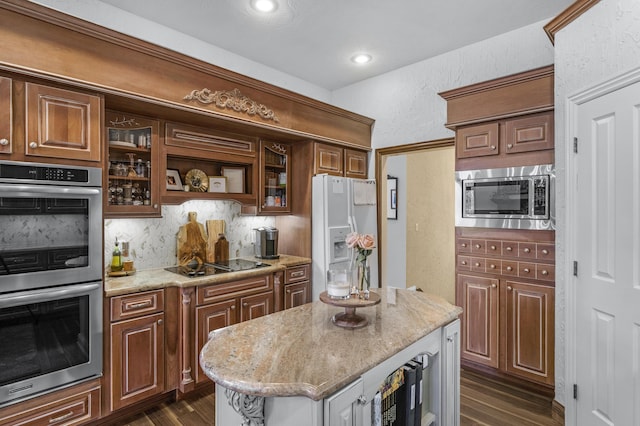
[200,288,462,426]
[104,254,311,297]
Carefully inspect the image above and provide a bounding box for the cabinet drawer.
[536,264,555,282]
[0,383,100,426]
[110,289,164,322]
[518,262,536,279]
[485,240,501,256]
[502,261,518,276]
[518,242,537,260]
[471,240,486,254]
[471,257,486,273]
[165,122,256,156]
[536,244,555,261]
[502,241,517,257]
[457,238,471,253]
[285,264,310,284]
[457,256,471,271]
[197,274,272,305]
[485,258,501,274]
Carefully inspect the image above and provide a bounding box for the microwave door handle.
[0,282,100,308]
[0,184,101,196]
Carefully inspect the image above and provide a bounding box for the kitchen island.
[200,288,462,426]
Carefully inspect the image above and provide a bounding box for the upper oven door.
[0,184,102,293]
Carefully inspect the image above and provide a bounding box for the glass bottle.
[111,238,123,272]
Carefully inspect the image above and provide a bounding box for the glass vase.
[357,258,370,299]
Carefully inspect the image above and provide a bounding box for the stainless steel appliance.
[254,227,279,259]
[455,164,555,230]
[0,160,103,407]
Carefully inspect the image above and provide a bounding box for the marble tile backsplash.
[104,200,275,271]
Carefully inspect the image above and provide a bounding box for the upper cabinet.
[259,140,290,214]
[0,77,12,155]
[105,111,161,218]
[440,65,554,171]
[25,82,102,163]
[314,142,368,178]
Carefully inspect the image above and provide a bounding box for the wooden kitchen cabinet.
[0,378,101,426]
[344,148,368,178]
[313,142,368,178]
[25,82,102,163]
[0,76,12,155]
[456,122,499,159]
[108,290,165,412]
[283,264,311,309]
[259,139,291,214]
[105,111,161,218]
[455,228,555,392]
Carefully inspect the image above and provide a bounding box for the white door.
[574,78,640,425]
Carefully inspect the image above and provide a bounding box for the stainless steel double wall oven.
[0,161,103,407]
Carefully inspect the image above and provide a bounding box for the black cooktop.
[165,258,269,277]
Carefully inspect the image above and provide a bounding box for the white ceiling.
[98,0,572,91]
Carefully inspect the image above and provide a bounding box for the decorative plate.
[185,169,209,192]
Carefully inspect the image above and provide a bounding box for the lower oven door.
[0,281,102,407]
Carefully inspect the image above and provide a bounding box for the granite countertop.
[104,254,311,297]
[199,288,462,401]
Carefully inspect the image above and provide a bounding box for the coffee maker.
[254,227,279,259]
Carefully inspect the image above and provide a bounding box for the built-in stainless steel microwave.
[455,164,555,230]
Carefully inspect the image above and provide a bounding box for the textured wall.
[383,155,407,288]
[405,146,455,303]
[553,0,640,408]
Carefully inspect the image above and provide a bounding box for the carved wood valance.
[183,88,279,123]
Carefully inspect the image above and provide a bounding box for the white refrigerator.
[311,174,378,301]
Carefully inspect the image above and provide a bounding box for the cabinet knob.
[490,145,496,150]
[506,266,513,271]
[524,247,531,253]
[490,245,496,250]
[523,268,530,273]
[243,302,248,307]
[157,319,163,325]
[507,286,513,291]
[461,261,467,265]
[357,395,367,405]
[491,283,497,288]
[461,243,467,248]
[542,249,549,255]
[506,246,513,252]
[541,270,549,276]
[230,305,236,310]
[153,204,158,209]
[474,262,481,267]
[489,264,496,269]
[507,143,513,149]
[0,138,8,146]
[29,141,38,149]
[474,244,481,249]
[286,289,291,293]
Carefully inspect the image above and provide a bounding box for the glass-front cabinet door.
[259,140,290,214]
[105,111,160,217]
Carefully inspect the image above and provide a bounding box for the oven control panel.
[0,161,101,186]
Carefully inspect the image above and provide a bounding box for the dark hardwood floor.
[113,370,562,425]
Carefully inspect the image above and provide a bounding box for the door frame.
[374,137,454,290]
[565,65,640,425]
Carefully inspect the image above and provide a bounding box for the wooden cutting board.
[206,220,226,263]
[177,212,208,266]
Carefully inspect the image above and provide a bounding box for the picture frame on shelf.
[208,176,228,193]
[221,167,245,193]
[387,175,398,220]
[166,169,183,191]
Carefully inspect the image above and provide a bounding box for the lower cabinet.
[0,378,101,426]
[457,274,554,387]
[108,290,165,412]
[283,263,311,310]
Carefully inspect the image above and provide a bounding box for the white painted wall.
[383,155,407,288]
[552,0,640,408]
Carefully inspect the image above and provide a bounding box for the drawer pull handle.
[506,266,513,272]
[461,261,467,265]
[523,268,530,273]
[474,262,481,267]
[291,271,305,277]
[126,300,153,310]
[506,246,513,251]
[524,248,531,253]
[357,395,367,405]
[490,264,496,269]
[0,138,8,146]
[541,270,549,276]
[474,244,481,249]
[542,249,549,255]
[490,245,496,250]
[49,411,75,423]
[507,286,513,291]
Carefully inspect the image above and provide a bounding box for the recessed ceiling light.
[351,53,372,65]
[251,0,277,13]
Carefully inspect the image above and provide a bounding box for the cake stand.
[319,291,381,329]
